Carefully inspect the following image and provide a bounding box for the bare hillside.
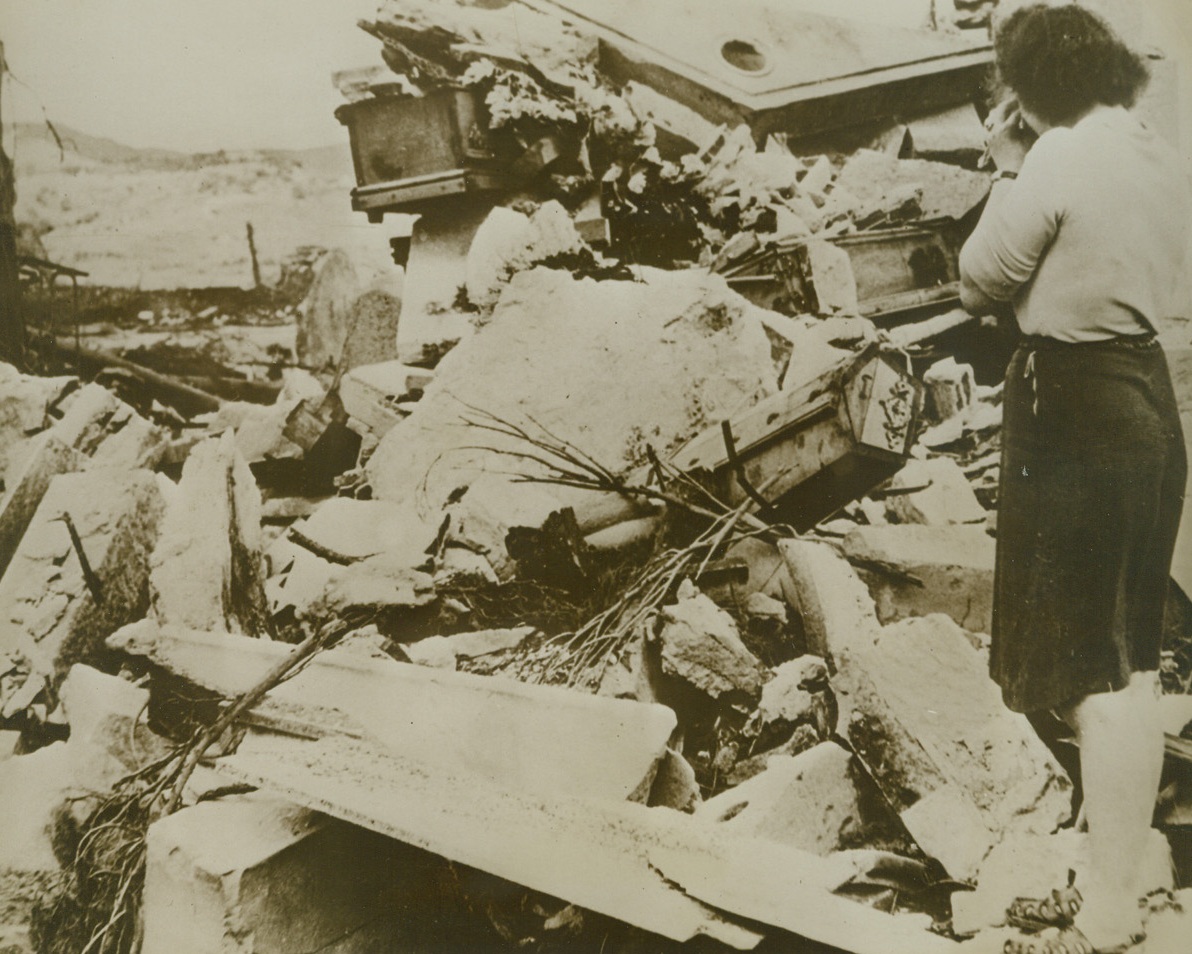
[11,122,397,290]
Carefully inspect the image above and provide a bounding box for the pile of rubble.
[3,1,1192,953]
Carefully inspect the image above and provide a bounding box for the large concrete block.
[696,742,865,855]
[368,267,778,512]
[142,794,415,954]
[0,469,165,708]
[151,432,269,637]
[842,524,995,633]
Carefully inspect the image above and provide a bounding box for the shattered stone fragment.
[827,149,990,223]
[922,356,975,423]
[756,655,834,736]
[782,540,1071,879]
[52,382,165,470]
[150,431,270,638]
[0,468,166,709]
[952,828,1174,936]
[654,583,765,701]
[295,248,359,372]
[883,456,988,526]
[465,201,585,312]
[403,627,534,670]
[842,524,995,634]
[142,793,416,954]
[696,742,866,856]
[648,748,702,812]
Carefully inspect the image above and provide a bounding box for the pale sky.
[0,0,382,152]
[0,0,1190,154]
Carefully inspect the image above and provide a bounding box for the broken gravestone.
[296,249,359,373]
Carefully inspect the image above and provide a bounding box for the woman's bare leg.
[1060,671,1163,948]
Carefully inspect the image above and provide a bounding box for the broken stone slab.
[218,733,765,948]
[827,149,990,223]
[368,267,779,513]
[338,360,433,441]
[655,583,765,701]
[0,743,72,874]
[221,729,921,951]
[778,538,881,660]
[109,620,677,804]
[58,664,170,792]
[781,541,1071,879]
[339,289,401,371]
[296,248,360,373]
[803,240,859,315]
[0,363,75,479]
[907,102,986,163]
[648,748,702,813]
[203,400,305,464]
[621,80,719,152]
[0,742,72,922]
[142,792,417,954]
[647,833,956,954]
[443,474,579,581]
[695,742,865,856]
[923,356,975,424]
[883,456,988,525]
[842,524,995,634]
[289,496,439,566]
[0,469,166,707]
[150,431,270,638]
[465,201,585,313]
[755,655,834,736]
[403,626,534,669]
[267,497,439,618]
[952,828,1174,936]
[53,382,165,471]
[844,615,1073,880]
[0,434,80,582]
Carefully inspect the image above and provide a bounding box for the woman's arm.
[959,103,1062,315]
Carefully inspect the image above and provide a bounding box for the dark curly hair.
[995,3,1149,127]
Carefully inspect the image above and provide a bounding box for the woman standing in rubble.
[959,4,1189,953]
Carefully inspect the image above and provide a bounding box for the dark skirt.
[992,334,1187,714]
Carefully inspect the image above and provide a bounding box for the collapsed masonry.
[3,1,1192,953]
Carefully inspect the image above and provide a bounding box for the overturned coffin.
[524,0,992,142]
[337,87,529,220]
[671,344,921,530]
[722,223,962,320]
